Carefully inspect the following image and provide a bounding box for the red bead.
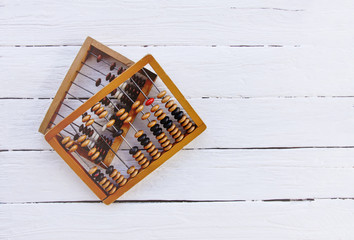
[97,54,102,62]
[145,98,154,106]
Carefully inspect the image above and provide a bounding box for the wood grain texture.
[1,200,354,240]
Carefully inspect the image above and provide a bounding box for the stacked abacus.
[39,37,206,204]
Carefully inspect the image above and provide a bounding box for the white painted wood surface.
[2,0,354,239]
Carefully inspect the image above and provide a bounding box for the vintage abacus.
[39,37,206,204]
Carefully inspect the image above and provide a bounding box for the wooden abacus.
[39,37,206,205]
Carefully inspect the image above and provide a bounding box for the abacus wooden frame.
[39,37,206,205]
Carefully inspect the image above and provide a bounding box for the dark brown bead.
[97,55,102,62]
[110,62,116,71]
[106,72,111,81]
[95,78,101,87]
[110,89,117,96]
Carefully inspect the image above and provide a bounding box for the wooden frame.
[39,37,206,205]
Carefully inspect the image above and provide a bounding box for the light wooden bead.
[147,120,157,128]
[161,95,171,103]
[185,122,193,130]
[106,119,115,127]
[170,127,179,136]
[85,119,95,126]
[88,147,97,156]
[106,183,114,192]
[136,105,144,113]
[138,157,147,166]
[187,125,196,133]
[141,112,150,120]
[157,90,166,99]
[158,136,168,144]
[89,166,97,175]
[81,139,90,147]
[99,177,107,185]
[120,112,129,120]
[119,178,127,186]
[176,134,184,142]
[153,152,161,160]
[143,141,153,149]
[141,160,150,168]
[161,140,170,148]
[135,153,144,162]
[168,124,176,132]
[113,172,121,181]
[173,130,182,139]
[77,135,87,143]
[115,175,124,184]
[69,144,78,152]
[95,106,105,115]
[182,118,190,127]
[110,169,118,178]
[133,150,142,158]
[178,115,187,124]
[157,113,166,121]
[156,132,165,140]
[132,101,140,109]
[130,169,139,178]
[116,108,125,117]
[150,148,159,157]
[102,181,110,189]
[127,166,135,175]
[123,116,132,124]
[82,115,91,122]
[163,144,173,152]
[61,136,71,145]
[154,109,163,117]
[92,103,101,112]
[99,110,108,119]
[109,186,117,195]
[91,151,100,161]
[150,104,160,112]
[165,100,174,108]
[147,145,156,153]
[65,140,74,148]
[134,130,144,138]
[168,104,178,112]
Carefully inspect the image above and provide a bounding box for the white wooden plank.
[2,46,354,98]
[1,200,354,240]
[0,0,308,46]
[2,148,354,202]
[2,98,354,150]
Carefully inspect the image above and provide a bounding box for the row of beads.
[89,166,122,195]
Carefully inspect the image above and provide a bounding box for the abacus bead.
[96,78,101,87]
[113,172,121,181]
[169,104,178,112]
[163,144,173,152]
[73,134,79,141]
[141,160,150,168]
[130,169,139,178]
[138,157,147,165]
[109,186,117,194]
[136,153,144,162]
[141,112,150,120]
[110,169,118,178]
[132,101,140,109]
[120,112,129,120]
[110,74,116,82]
[99,110,108,119]
[175,111,184,120]
[150,105,160,112]
[173,130,182,139]
[113,129,123,137]
[91,151,100,161]
[95,106,104,115]
[116,175,124,184]
[150,124,159,132]
[145,98,154,106]
[102,181,110,189]
[154,109,163,117]
[119,178,127,186]
[163,120,173,129]
[187,125,196,133]
[88,147,97,156]
[147,145,155,153]
[123,116,132,123]
[129,146,139,155]
[61,136,71,144]
[181,119,190,127]
[92,103,101,112]
[106,72,111,81]
[178,115,187,124]
[165,100,174,108]
[153,152,162,160]
[158,135,168,144]
[133,150,142,158]
[144,141,153,149]
[106,183,114,192]
[106,119,115,128]
[106,165,114,175]
[141,138,150,146]
[185,122,193,130]
[81,139,90,147]
[110,62,116,70]
[168,124,176,132]
[69,145,78,152]
[92,169,100,178]
[161,95,171,103]
[147,120,157,128]
[161,116,169,125]
[89,166,97,175]
[136,105,144,113]
[153,128,162,136]
[156,132,165,140]
[99,177,107,185]
[82,115,91,122]
[65,140,74,148]
[170,127,179,136]
[171,107,180,116]
[127,166,135,175]
[134,130,144,138]
[150,148,158,156]
[97,54,102,62]
[137,134,147,142]
[157,113,166,121]
[157,90,166,98]
[77,135,87,143]
[116,108,125,117]
[96,173,104,182]
[176,134,184,142]
[86,119,95,126]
